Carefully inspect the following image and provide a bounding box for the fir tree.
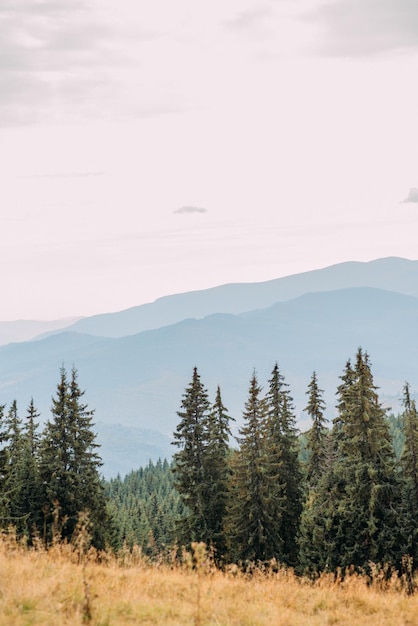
[298,433,343,575]
[227,372,274,564]
[264,363,303,567]
[9,399,43,538]
[304,371,328,486]
[39,367,107,546]
[1,401,28,531]
[19,399,42,537]
[172,367,211,544]
[330,350,402,572]
[399,382,418,568]
[300,350,404,575]
[204,386,233,560]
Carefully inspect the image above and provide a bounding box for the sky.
[1,0,418,320]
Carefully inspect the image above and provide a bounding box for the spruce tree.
[330,350,402,572]
[39,367,107,546]
[300,350,404,575]
[204,386,233,560]
[399,382,418,567]
[8,399,43,539]
[304,371,328,486]
[172,367,211,544]
[264,363,302,567]
[18,399,43,538]
[298,433,343,575]
[227,372,275,564]
[1,401,26,530]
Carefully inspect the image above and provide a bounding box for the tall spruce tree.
[172,367,211,544]
[264,363,302,567]
[204,386,233,560]
[399,382,418,567]
[1,401,26,530]
[304,371,328,486]
[16,399,43,538]
[4,399,43,539]
[227,372,275,564]
[39,367,107,546]
[311,349,403,573]
[298,432,344,575]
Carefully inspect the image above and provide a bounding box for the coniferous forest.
[1,349,418,585]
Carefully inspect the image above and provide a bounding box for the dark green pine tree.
[399,382,418,568]
[264,363,303,568]
[20,399,43,537]
[0,405,7,523]
[227,372,275,564]
[298,432,344,576]
[304,371,328,487]
[204,386,234,560]
[172,367,211,544]
[331,349,403,572]
[1,401,27,531]
[39,367,107,547]
[300,351,404,576]
[9,399,43,539]
[67,367,108,547]
[333,358,356,449]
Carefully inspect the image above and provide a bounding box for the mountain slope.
[0,318,82,347]
[49,257,418,338]
[0,286,417,475]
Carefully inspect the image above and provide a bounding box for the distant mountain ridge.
[0,264,417,475]
[0,318,82,347]
[33,256,418,340]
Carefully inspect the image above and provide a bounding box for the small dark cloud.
[306,0,418,56]
[174,206,207,215]
[401,188,418,203]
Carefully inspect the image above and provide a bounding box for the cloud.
[0,0,175,127]
[307,0,418,56]
[224,6,272,33]
[174,206,207,215]
[401,188,418,203]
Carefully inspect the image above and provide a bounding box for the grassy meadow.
[1,537,418,625]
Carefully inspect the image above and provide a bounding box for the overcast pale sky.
[1,0,417,320]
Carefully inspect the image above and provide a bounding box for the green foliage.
[227,372,273,563]
[226,365,303,566]
[300,349,404,575]
[399,382,418,567]
[265,363,303,567]
[304,371,328,487]
[172,367,212,544]
[104,459,182,553]
[0,349,418,578]
[39,367,108,547]
[172,369,234,559]
[204,386,234,559]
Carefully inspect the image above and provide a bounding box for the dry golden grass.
[1,536,418,626]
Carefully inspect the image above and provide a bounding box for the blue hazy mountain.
[0,318,82,347]
[40,257,418,339]
[0,283,417,476]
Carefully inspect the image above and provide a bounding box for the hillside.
[0,284,417,475]
[0,318,82,347]
[36,256,418,339]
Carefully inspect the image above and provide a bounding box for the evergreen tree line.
[104,459,184,553]
[1,349,417,579]
[172,349,418,576]
[0,366,108,548]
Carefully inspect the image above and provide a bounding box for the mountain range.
[0,256,417,477]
